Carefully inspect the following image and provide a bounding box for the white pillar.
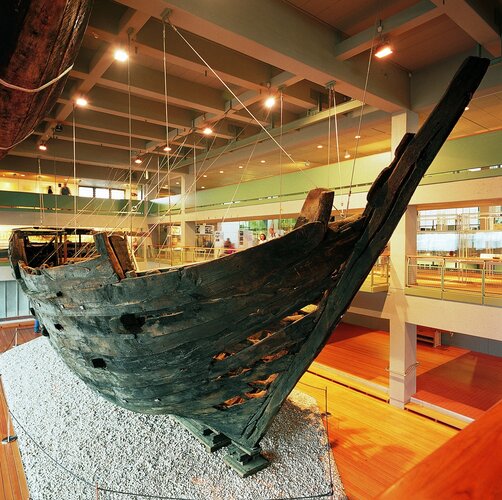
[389,207,418,407]
[389,319,417,408]
[390,206,418,289]
[180,168,196,247]
[391,110,418,155]
[388,109,419,408]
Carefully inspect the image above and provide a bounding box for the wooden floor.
[298,372,457,499]
[316,322,502,419]
[0,323,36,500]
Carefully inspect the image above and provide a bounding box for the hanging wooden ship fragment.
[9,57,489,476]
[0,0,92,159]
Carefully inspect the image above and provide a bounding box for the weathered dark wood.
[8,56,490,474]
[294,188,334,228]
[0,0,92,158]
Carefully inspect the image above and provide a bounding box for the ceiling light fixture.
[265,96,276,108]
[203,127,213,135]
[219,170,224,174]
[375,44,393,59]
[464,106,469,111]
[203,174,207,178]
[260,160,266,164]
[38,143,47,151]
[75,96,88,107]
[201,186,206,189]
[163,145,172,152]
[344,150,351,159]
[317,145,323,149]
[134,157,143,164]
[355,134,361,139]
[238,165,243,169]
[114,48,128,62]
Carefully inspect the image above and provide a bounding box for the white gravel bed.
[0,338,345,500]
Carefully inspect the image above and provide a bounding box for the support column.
[389,319,417,408]
[388,109,419,408]
[391,110,418,155]
[389,207,418,407]
[180,168,196,248]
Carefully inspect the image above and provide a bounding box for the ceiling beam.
[95,64,226,114]
[38,9,151,144]
[431,0,501,57]
[57,108,169,143]
[58,86,195,130]
[11,137,145,173]
[0,154,136,186]
[192,71,299,135]
[133,20,274,90]
[87,20,273,91]
[117,0,410,112]
[38,126,149,152]
[334,0,443,60]
[279,80,327,110]
[172,99,366,170]
[411,50,502,110]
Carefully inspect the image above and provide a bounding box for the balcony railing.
[360,255,390,292]
[406,255,502,306]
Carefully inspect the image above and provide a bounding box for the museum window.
[78,186,126,200]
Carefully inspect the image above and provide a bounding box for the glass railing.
[406,255,502,306]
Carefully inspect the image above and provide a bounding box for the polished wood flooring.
[299,372,457,499]
[0,323,36,500]
[316,322,502,419]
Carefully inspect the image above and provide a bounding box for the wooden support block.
[223,444,270,477]
[174,416,230,452]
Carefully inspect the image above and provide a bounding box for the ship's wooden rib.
[8,56,490,475]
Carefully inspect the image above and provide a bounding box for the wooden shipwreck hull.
[9,57,489,475]
[0,0,92,159]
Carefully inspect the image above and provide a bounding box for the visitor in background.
[47,186,53,194]
[223,238,235,255]
[258,233,267,244]
[60,183,71,195]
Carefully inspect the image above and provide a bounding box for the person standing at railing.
[60,182,71,195]
[47,186,53,194]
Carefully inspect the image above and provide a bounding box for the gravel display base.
[0,338,345,499]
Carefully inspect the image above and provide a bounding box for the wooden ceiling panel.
[88,0,130,35]
[391,15,476,71]
[285,0,417,35]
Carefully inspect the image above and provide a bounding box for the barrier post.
[0,377,17,444]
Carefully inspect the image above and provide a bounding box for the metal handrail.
[406,254,502,303]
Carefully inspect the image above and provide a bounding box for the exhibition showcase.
[0,0,501,498]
